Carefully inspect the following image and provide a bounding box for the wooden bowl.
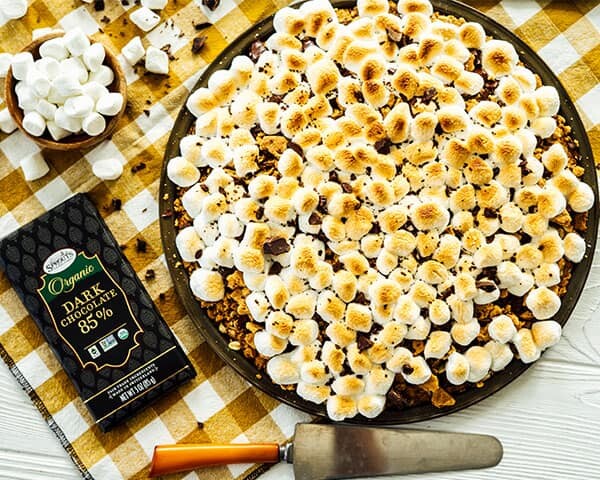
[4,33,127,151]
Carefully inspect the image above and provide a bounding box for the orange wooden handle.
[149,443,281,477]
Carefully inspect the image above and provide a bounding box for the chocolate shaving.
[249,40,266,62]
[356,333,374,352]
[131,162,146,173]
[136,238,147,253]
[145,269,156,280]
[263,238,290,255]
[202,0,220,11]
[192,35,207,54]
[308,212,322,225]
[111,198,122,211]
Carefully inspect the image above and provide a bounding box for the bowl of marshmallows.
[4,30,126,151]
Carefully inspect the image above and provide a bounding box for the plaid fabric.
[0,0,598,479]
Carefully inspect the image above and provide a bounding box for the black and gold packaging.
[0,193,195,431]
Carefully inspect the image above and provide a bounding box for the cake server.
[149,423,503,478]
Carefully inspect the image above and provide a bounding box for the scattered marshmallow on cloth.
[0,0,28,21]
[9,29,124,140]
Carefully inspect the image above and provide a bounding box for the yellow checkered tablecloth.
[0,0,599,479]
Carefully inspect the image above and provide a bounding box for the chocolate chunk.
[374,138,392,154]
[329,170,339,182]
[131,162,146,173]
[256,206,264,219]
[158,292,165,300]
[249,40,267,62]
[308,212,322,225]
[356,333,374,352]
[202,0,220,11]
[136,238,147,253]
[100,15,110,23]
[111,198,122,211]
[341,182,353,193]
[191,35,207,54]
[94,0,105,11]
[145,269,156,280]
[269,262,283,275]
[268,94,285,104]
[421,87,437,104]
[354,292,368,305]
[263,238,290,255]
[288,141,303,157]
[401,364,414,375]
[476,280,496,292]
[369,223,381,234]
[483,208,497,219]
[194,22,212,30]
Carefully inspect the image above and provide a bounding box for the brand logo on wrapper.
[37,251,143,371]
[42,248,76,274]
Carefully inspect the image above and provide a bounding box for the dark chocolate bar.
[0,193,195,431]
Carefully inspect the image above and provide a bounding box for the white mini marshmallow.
[83,42,106,72]
[22,111,46,137]
[92,158,123,181]
[26,68,51,97]
[96,92,124,116]
[0,0,28,20]
[32,27,62,40]
[58,56,89,84]
[20,153,49,181]
[39,38,68,61]
[35,57,60,81]
[446,352,469,385]
[82,112,106,136]
[0,53,12,78]
[63,28,90,56]
[11,52,34,81]
[189,268,225,301]
[122,36,146,65]
[218,213,244,238]
[82,82,109,102]
[88,65,115,87]
[16,84,39,111]
[46,121,70,141]
[145,46,169,74]
[64,95,94,119]
[54,106,82,133]
[246,292,270,323]
[130,7,161,32]
[142,0,168,9]
[0,108,17,134]
[52,74,83,97]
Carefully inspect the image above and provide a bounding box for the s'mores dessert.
[168,0,594,420]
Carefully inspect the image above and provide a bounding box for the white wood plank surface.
[2,246,600,480]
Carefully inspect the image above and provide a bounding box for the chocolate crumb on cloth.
[169,0,594,421]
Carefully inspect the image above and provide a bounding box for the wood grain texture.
[2,243,600,480]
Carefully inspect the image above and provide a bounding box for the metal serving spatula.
[150,424,503,479]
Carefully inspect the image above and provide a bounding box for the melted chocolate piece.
[263,238,290,255]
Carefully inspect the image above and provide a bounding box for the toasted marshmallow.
[265,275,290,309]
[267,354,300,384]
[331,374,365,397]
[515,244,543,270]
[445,352,469,385]
[541,143,568,174]
[563,232,586,263]
[451,318,479,346]
[357,394,386,418]
[431,55,463,84]
[568,182,594,213]
[534,86,560,117]
[512,66,537,93]
[473,243,503,269]
[409,201,449,231]
[537,186,566,219]
[496,76,521,105]
[246,292,270,322]
[512,328,541,363]
[521,213,548,238]
[265,311,294,339]
[526,286,561,320]
[175,226,204,262]
[404,316,430,341]
[454,70,484,96]
[423,330,451,359]
[285,292,317,322]
[531,116,556,139]
[488,314,517,344]
[316,290,346,324]
[519,94,540,120]
[189,268,224,301]
[465,346,492,383]
[167,156,200,187]
[457,21,485,49]
[326,395,357,421]
[501,105,527,131]
[437,106,469,133]
[467,103,500,132]
[187,88,218,118]
[326,320,357,347]
[427,299,449,325]
[376,321,406,347]
[305,58,340,96]
[299,359,329,386]
[297,383,330,404]
[482,39,517,78]
[391,295,418,324]
[531,320,561,350]
[484,341,514,371]
[401,355,432,385]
